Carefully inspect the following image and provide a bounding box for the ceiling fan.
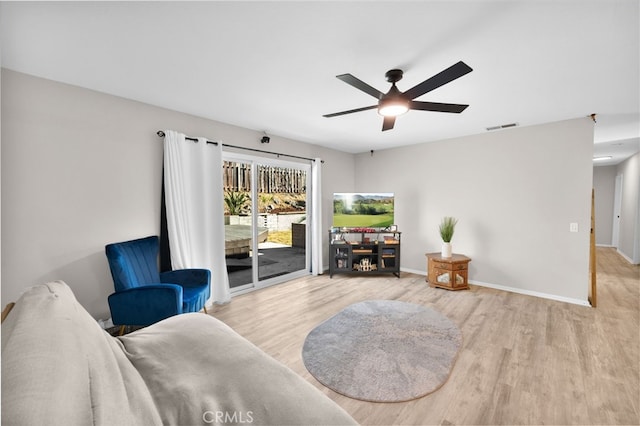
[323,61,473,131]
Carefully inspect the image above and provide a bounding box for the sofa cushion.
[118,313,357,425]
[1,281,162,425]
[1,281,357,426]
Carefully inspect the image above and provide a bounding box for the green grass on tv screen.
[333,214,394,228]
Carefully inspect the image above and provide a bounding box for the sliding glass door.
[223,153,310,292]
[222,159,255,291]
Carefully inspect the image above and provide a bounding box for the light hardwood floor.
[209,247,639,425]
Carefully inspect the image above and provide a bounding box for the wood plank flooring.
[209,247,639,425]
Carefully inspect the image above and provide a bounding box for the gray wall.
[353,118,594,304]
[1,69,354,319]
[616,152,640,263]
[592,165,617,246]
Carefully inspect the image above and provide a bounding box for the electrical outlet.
[569,223,579,232]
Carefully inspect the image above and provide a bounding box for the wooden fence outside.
[223,162,306,194]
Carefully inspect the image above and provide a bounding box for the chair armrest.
[160,269,211,288]
[107,284,183,326]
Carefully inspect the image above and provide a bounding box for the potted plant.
[439,216,458,258]
[224,191,250,224]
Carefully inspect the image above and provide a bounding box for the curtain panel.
[163,130,231,305]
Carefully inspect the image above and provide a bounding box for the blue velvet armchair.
[105,236,211,332]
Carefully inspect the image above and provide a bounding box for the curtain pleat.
[311,158,323,275]
[159,172,172,272]
[208,139,232,304]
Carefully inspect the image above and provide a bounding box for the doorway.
[222,153,310,293]
[612,174,623,248]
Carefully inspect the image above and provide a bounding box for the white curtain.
[311,158,324,275]
[163,130,231,305]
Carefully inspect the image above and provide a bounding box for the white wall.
[615,152,640,263]
[354,118,594,304]
[592,165,617,245]
[1,69,354,318]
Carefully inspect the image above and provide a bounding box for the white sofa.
[1,281,357,425]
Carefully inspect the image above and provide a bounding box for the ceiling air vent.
[486,122,518,131]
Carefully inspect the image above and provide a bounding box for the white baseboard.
[400,268,591,307]
[469,280,591,307]
[400,267,427,276]
[616,249,637,264]
[596,244,615,247]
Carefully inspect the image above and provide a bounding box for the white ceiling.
[1,1,639,162]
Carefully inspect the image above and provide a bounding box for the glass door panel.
[256,164,307,283]
[223,160,255,291]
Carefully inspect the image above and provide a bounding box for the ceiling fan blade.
[403,61,473,100]
[336,74,384,99]
[323,105,377,118]
[410,101,469,113]
[382,116,396,131]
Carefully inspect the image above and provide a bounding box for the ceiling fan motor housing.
[385,69,404,83]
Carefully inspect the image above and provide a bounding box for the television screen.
[333,193,394,228]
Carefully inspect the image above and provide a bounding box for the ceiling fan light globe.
[378,103,409,117]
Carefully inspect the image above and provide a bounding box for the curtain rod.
[156,131,322,163]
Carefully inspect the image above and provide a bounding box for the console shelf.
[329,230,401,278]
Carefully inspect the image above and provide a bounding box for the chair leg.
[1,302,15,324]
[203,305,208,314]
[118,325,126,336]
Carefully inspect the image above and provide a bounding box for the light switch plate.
[570,223,579,232]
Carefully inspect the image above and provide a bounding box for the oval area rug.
[302,300,462,402]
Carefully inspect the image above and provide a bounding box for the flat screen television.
[332,192,394,228]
